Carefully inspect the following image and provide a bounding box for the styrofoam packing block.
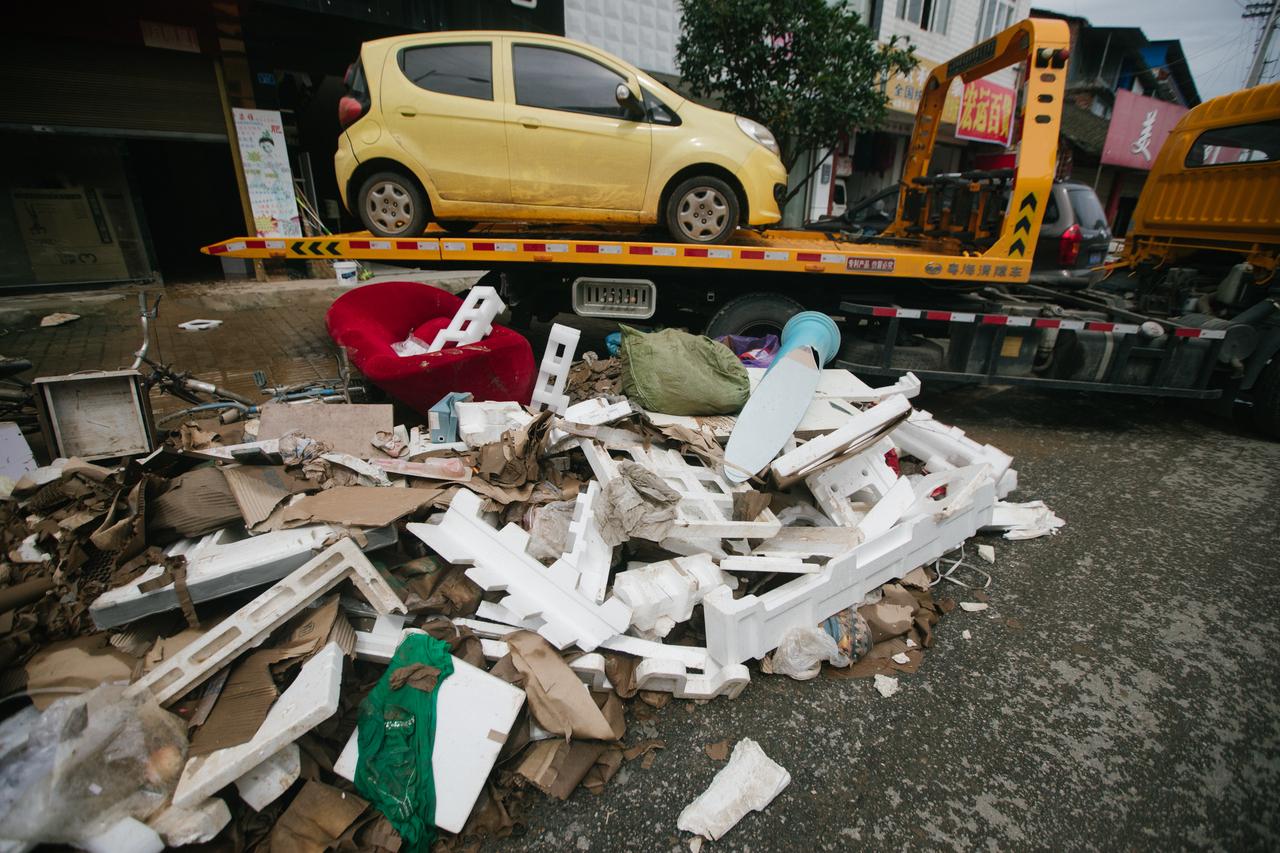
[455,401,533,447]
[906,464,993,521]
[612,554,733,638]
[427,285,504,353]
[234,743,300,811]
[408,490,631,652]
[770,393,912,482]
[577,439,782,540]
[805,437,899,528]
[84,817,163,853]
[351,613,409,662]
[563,397,633,426]
[702,477,996,665]
[892,408,1017,498]
[457,617,749,701]
[749,526,863,559]
[127,539,404,705]
[172,643,344,808]
[855,476,917,540]
[557,481,613,605]
[91,524,397,629]
[718,556,820,574]
[148,798,231,847]
[331,651,525,834]
[530,323,580,414]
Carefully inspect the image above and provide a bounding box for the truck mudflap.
[837,301,1227,399]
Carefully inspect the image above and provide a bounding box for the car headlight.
[735,116,780,157]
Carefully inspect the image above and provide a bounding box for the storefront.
[1095,88,1188,235]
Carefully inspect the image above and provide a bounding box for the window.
[1042,193,1060,226]
[399,43,492,100]
[1067,188,1108,230]
[975,0,1015,43]
[1185,119,1280,167]
[513,44,630,119]
[896,0,950,34]
[642,86,681,126]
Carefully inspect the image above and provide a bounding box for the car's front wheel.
[357,171,428,238]
[665,176,740,244]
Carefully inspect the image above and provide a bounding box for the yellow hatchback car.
[335,31,788,244]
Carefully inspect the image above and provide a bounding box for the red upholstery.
[326,281,535,414]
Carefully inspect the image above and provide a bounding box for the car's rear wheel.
[665,176,739,244]
[357,171,428,237]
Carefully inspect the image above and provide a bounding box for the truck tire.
[1252,357,1280,439]
[665,175,740,244]
[705,292,804,339]
[357,170,429,238]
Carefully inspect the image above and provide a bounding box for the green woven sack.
[619,324,749,415]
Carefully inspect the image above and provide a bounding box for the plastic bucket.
[334,261,359,285]
[772,311,842,369]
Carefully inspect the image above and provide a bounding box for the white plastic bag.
[761,626,850,680]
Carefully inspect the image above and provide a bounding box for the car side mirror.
[615,83,641,116]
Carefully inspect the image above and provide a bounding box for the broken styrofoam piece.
[874,674,900,697]
[677,738,790,840]
[408,490,631,652]
[148,798,231,847]
[234,743,300,811]
[332,651,524,834]
[563,397,633,426]
[556,481,613,605]
[977,544,995,563]
[84,817,164,853]
[907,464,992,521]
[770,393,912,484]
[579,440,782,540]
[702,478,996,665]
[805,438,898,527]
[959,601,989,612]
[892,408,1017,498]
[91,524,397,629]
[172,643,343,809]
[854,476,916,540]
[718,556,820,574]
[351,613,409,662]
[530,323,580,414]
[612,554,733,638]
[391,333,431,357]
[127,539,403,705]
[321,452,392,486]
[455,401,534,447]
[427,285,504,353]
[983,500,1065,540]
[750,526,862,559]
[458,618,749,700]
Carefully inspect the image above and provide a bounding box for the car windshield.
[1067,188,1108,230]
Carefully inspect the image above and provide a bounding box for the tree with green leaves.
[676,0,917,205]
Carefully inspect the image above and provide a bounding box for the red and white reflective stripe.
[442,240,467,251]
[396,239,439,251]
[468,241,516,252]
[1175,327,1227,339]
[851,305,1219,338]
[820,253,844,264]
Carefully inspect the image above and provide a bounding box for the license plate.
[1089,250,1104,265]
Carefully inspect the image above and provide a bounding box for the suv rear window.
[513,44,629,118]
[1185,119,1280,167]
[399,43,493,101]
[1067,188,1108,229]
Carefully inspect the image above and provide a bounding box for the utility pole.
[1244,0,1280,87]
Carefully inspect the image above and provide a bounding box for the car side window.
[642,87,681,126]
[1185,119,1280,166]
[1042,192,1060,226]
[399,43,493,100]
[513,44,630,119]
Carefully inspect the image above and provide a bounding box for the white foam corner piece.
[770,393,912,483]
[578,440,782,540]
[408,489,631,652]
[892,408,1017,498]
[718,556,820,575]
[612,554,733,638]
[703,476,996,665]
[558,481,613,604]
[148,798,231,847]
[352,613,409,662]
[563,397,633,426]
[677,738,790,841]
[427,285,504,353]
[854,476,917,540]
[805,437,899,527]
[234,743,300,811]
[457,618,749,701]
[906,464,993,522]
[91,524,397,630]
[172,643,343,809]
[455,400,533,447]
[332,651,524,834]
[530,323,580,414]
[127,539,404,705]
[983,499,1066,540]
[84,817,164,853]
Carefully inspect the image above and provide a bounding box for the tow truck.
[204,18,1280,436]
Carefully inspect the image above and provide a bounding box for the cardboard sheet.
[502,631,624,741]
[24,634,136,709]
[220,465,313,527]
[258,402,395,457]
[268,781,368,853]
[149,467,242,539]
[278,486,440,527]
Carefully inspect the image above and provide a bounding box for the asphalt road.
[492,376,1280,852]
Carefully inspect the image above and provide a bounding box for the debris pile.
[0,312,1062,848]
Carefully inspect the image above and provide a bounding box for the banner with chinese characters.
[955,78,1015,147]
[232,108,302,238]
[886,57,961,124]
[1101,88,1187,170]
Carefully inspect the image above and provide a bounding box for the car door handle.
[519,116,541,128]
[398,107,417,117]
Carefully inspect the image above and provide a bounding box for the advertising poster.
[956,78,1016,147]
[1101,89,1188,171]
[232,108,302,238]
